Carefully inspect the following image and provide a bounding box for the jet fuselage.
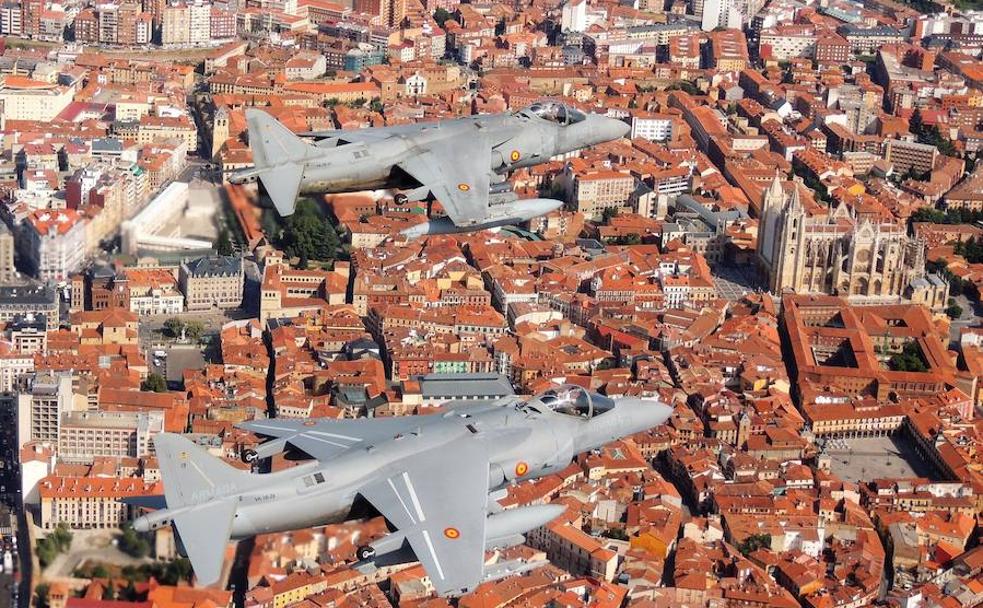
[138,396,663,541]
[235,111,626,197]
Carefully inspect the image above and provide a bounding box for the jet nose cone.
[591,116,630,143]
[586,114,631,144]
[621,398,673,434]
[610,117,631,140]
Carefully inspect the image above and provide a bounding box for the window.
[523,385,615,419]
[303,473,326,488]
[521,102,587,126]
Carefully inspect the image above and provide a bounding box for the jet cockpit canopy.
[522,385,615,419]
[520,102,587,126]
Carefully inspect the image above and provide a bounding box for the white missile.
[399,198,562,240]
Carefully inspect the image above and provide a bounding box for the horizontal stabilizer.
[120,495,167,510]
[245,109,315,217]
[259,163,303,217]
[174,500,236,586]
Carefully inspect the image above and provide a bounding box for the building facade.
[179,255,244,311]
[21,209,87,282]
[757,175,931,303]
[57,410,163,462]
[16,372,74,449]
[0,285,59,329]
[0,223,15,284]
[37,475,160,529]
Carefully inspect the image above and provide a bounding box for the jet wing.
[359,436,489,596]
[397,138,492,226]
[302,117,481,143]
[301,123,426,143]
[237,417,423,461]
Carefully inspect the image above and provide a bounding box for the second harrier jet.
[229,103,630,236]
[131,386,670,596]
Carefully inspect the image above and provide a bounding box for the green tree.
[601,528,629,540]
[91,564,110,579]
[602,206,620,222]
[737,533,772,555]
[955,237,983,263]
[184,320,205,342]
[594,358,617,370]
[35,584,50,608]
[280,199,340,263]
[119,580,138,601]
[946,303,963,319]
[261,209,282,240]
[51,524,73,551]
[36,525,73,568]
[141,373,167,393]
[118,525,151,558]
[433,7,452,26]
[214,228,234,256]
[916,122,957,157]
[163,318,185,338]
[909,108,924,137]
[889,341,928,372]
[36,539,56,568]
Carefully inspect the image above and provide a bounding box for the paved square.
[712,265,765,301]
[825,435,937,482]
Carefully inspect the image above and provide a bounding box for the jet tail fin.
[153,433,257,508]
[245,108,317,217]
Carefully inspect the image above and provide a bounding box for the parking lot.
[826,435,936,482]
[164,347,207,385]
[147,345,207,388]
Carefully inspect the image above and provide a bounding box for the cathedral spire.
[787,180,802,212]
[766,170,783,205]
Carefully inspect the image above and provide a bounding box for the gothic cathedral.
[756,174,941,304]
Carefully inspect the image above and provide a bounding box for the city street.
[0,401,26,608]
[947,293,982,345]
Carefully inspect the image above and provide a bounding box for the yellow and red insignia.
[515,461,529,477]
[444,527,460,539]
[457,183,471,192]
[510,150,521,162]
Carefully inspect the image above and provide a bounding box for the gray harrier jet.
[131,386,670,596]
[228,104,630,237]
